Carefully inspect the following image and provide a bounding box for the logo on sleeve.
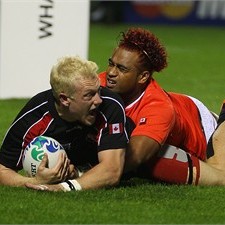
[139,118,147,125]
[109,123,124,134]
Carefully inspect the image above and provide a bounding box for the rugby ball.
[22,136,66,177]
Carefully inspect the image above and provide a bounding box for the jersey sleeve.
[0,105,35,170]
[96,87,130,151]
[0,92,52,170]
[130,99,176,145]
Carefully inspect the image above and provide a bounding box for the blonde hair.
[50,56,99,100]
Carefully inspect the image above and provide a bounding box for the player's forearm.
[124,136,160,173]
[123,144,144,173]
[124,155,139,173]
[0,164,37,187]
[75,162,123,190]
[58,150,126,191]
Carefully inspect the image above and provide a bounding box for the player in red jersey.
[99,27,225,186]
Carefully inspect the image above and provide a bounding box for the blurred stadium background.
[90,0,225,25]
[1,0,224,99]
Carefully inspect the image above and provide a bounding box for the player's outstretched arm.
[75,149,125,189]
[0,152,71,187]
[0,163,39,186]
[25,148,125,192]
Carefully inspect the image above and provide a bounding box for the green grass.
[2,182,225,224]
[1,182,225,224]
[1,24,225,224]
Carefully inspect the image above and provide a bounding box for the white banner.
[0,0,90,98]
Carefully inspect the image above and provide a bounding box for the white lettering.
[196,0,225,19]
[158,145,188,163]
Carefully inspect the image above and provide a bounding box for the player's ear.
[59,93,70,107]
[138,71,151,84]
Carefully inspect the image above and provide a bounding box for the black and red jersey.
[0,87,132,170]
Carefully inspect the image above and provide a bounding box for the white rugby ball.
[22,136,66,177]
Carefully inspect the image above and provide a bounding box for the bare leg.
[206,121,225,171]
[198,160,225,185]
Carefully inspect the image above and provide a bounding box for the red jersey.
[99,72,206,160]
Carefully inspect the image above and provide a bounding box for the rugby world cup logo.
[30,136,60,162]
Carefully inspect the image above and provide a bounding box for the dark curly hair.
[118,27,168,73]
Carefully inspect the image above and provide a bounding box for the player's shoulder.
[143,80,173,108]
[145,79,169,100]
[100,86,124,106]
[32,89,52,100]
[98,87,125,116]
[20,89,53,112]
[27,89,52,103]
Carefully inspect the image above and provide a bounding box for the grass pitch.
[0,24,225,224]
[1,182,225,224]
